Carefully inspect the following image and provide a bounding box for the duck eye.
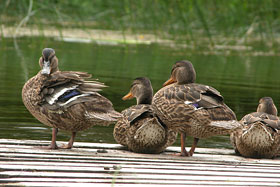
[131,83,137,88]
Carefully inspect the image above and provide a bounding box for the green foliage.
[1,0,280,41]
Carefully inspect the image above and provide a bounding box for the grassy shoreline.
[1,25,279,57]
[2,0,280,41]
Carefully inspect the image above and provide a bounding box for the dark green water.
[1,37,280,149]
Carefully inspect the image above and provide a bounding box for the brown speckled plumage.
[152,60,240,156]
[113,77,177,153]
[230,97,280,158]
[22,48,122,149]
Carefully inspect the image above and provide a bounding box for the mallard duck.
[113,77,177,153]
[230,97,280,158]
[22,48,122,149]
[152,60,240,156]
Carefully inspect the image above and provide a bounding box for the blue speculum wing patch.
[58,90,80,102]
[192,103,199,108]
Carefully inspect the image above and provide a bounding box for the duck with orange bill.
[152,60,241,156]
[114,77,177,153]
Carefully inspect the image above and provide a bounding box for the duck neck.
[262,105,277,115]
[136,93,153,105]
[51,67,59,74]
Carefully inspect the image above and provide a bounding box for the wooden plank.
[1,160,280,175]
[0,138,242,156]
[0,139,125,149]
[0,139,279,164]
[1,148,280,168]
[2,156,280,176]
[4,183,267,187]
[1,139,280,187]
[1,178,280,186]
[1,163,280,179]
[2,183,174,187]
[1,170,280,183]
[0,138,235,154]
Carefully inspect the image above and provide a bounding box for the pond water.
[1,37,280,149]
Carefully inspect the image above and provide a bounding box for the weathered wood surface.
[0,139,280,187]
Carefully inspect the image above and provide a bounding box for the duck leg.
[61,132,77,149]
[188,138,199,156]
[46,128,58,149]
[176,133,191,156]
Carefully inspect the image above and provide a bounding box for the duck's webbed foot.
[174,148,192,157]
[60,144,73,149]
[46,142,58,149]
[60,132,77,149]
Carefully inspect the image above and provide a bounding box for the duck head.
[257,97,278,115]
[122,77,153,105]
[163,60,196,86]
[39,48,59,76]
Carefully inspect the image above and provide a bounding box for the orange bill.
[163,77,176,87]
[122,91,134,100]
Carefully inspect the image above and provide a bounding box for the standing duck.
[22,48,122,149]
[152,60,240,156]
[230,97,280,158]
[113,77,177,153]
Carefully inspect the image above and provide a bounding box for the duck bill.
[163,77,176,87]
[41,61,51,75]
[122,92,134,100]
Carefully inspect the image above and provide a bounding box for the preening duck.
[22,48,122,149]
[230,97,280,158]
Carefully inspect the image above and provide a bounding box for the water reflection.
[1,37,280,149]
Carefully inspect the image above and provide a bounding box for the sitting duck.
[113,77,177,153]
[152,60,241,156]
[230,97,280,158]
[22,48,122,149]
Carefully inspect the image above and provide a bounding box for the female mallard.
[230,97,280,158]
[22,48,122,149]
[152,60,240,156]
[113,77,177,153]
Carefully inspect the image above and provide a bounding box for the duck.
[113,77,177,153]
[152,60,241,156]
[230,97,280,158]
[22,48,122,149]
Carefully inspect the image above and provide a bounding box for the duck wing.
[39,71,121,122]
[153,83,237,127]
[161,83,224,111]
[241,112,280,131]
[122,104,154,125]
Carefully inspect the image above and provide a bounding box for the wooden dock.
[0,139,280,187]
